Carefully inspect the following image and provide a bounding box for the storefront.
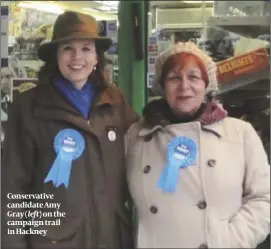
[1,1,270,155]
[0,2,270,247]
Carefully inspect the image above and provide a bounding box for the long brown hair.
[37,41,109,92]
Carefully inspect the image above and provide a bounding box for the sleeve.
[228,122,270,248]
[123,101,139,133]
[124,133,129,157]
[124,121,142,157]
[2,100,36,249]
[124,123,141,249]
[116,88,139,133]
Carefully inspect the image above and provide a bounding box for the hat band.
[53,32,100,42]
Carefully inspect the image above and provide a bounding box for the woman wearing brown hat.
[125,42,270,248]
[2,11,137,249]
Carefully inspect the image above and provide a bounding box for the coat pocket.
[115,211,134,249]
[207,213,231,248]
[28,216,82,249]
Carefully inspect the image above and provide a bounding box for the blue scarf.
[53,77,94,119]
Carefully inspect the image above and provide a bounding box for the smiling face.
[162,53,208,116]
[57,39,98,89]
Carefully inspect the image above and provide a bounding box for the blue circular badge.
[167,136,197,168]
[54,129,85,160]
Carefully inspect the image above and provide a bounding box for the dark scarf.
[53,76,94,119]
[143,98,228,127]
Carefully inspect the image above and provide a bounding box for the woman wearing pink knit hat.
[125,42,270,248]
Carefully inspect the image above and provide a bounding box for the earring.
[93,66,96,71]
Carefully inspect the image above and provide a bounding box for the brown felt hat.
[38,11,112,62]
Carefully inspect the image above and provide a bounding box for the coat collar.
[33,81,120,110]
[138,120,225,138]
[31,80,121,134]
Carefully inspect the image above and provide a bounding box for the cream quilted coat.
[125,117,270,248]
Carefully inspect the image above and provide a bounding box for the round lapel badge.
[174,144,190,161]
[108,130,116,141]
[168,136,197,168]
[62,136,77,153]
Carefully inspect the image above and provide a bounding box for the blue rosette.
[44,129,85,188]
[157,136,197,193]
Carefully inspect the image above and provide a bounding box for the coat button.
[144,134,153,142]
[207,159,216,167]
[150,206,158,214]
[197,201,207,210]
[143,165,151,173]
[199,243,208,248]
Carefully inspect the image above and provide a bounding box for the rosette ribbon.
[157,136,197,193]
[44,129,85,188]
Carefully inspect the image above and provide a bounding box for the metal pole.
[118,1,146,114]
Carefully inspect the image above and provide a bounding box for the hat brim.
[38,35,112,62]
